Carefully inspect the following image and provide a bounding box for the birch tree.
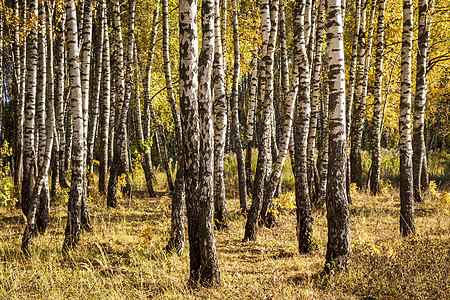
[413,0,432,202]
[163,0,185,255]
[324,0,351,271]
[179,0,220,284]
[245,47,258,195]
[87,0,104,175]
[370,0,385,195]
[294,0,314,253]
[133,44,157,198]
[260,0,300,227]
[230,0,247,218]
[98,1,110,195]
[350,0,367,189]
[21,0,38,217]
[244,0,278,242]
[107,0,136,208]
[35,0,50,233]
[55,3,68,190]
[213,0,229,226]
[63,0,84,250]
[399,0,415,236]
[13,0,25,188]
[308,0,324,201]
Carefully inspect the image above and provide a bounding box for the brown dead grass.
[0,182,449,299]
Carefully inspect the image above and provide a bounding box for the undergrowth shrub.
[0,141,15,208]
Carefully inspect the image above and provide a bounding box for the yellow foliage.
[350,182,358,199]
[55,186,70,205]
[442,193,450,213]
[116,174,128,198]
[429,180,440,200]
[269,192,296,218]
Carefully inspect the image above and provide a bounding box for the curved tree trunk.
[260,0,299,227]
[142,57,172,195]
[87,0,105,175]
[230,0,247,217]
[307,0,324,201]
[350,0,367,189]
[293,0,314,253]
[142,2,169,196]
[134,44,157,198]
[345,0,362,201]
[107,0,136,208]
[22,1,55,249]
[413,0,431,202]
[55,5,68,191]
[163,0,185,255]
[244,0,278,242]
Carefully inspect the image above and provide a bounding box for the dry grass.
[0,180,449,299]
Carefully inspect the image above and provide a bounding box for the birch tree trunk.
[13,0,25,188]
[307,0,324,200]
[413,0,431,202]
[163,0,185,255]
[260,0,299,227]
[55,5,68,190]
[63,0,85,251]
[196,0,221,285]
[230,0,247,216]
[316,72,329,208]
[399,0,415,237]
[133,45,157,198]
[345,0,362,200]
[79,0,93,230]
[87,0,104,175]
[370,0,385,195]
[324,0,351,272]
[107,0,136,208]
[142,3,170,195]
[98,2,110,195]
[21,1,55,251]
[35,0,50,233]
[245,48,258,195]
[109,0,131,198]
[213,0,229,226]
[350,0,367,189]
[244,0,278,242]
[179,0,220,285]
[21,0,38,217]
[293,0,315,253]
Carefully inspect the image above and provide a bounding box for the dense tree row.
[0,0,449,287]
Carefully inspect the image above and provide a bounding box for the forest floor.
[0,176,449,299]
